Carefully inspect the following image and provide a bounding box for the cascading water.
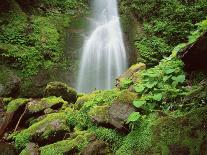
[76,0,128,93]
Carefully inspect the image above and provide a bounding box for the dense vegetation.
[120,0,207,66]
[0,0,207,155]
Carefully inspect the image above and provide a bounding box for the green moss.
[88,105,110,123]
[28,96,67,112]
[14,112,69,149]
[117,106,207,155]
[79,89,121,113]
[40,132,92,155]
[6,98,29,112]
[44,82,77,103]
[114,90,138,104]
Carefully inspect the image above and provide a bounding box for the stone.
[0,143,17,155]
[180,31,207,73]
[108,90,137,130]
[116,63,146,89]
[20,143,40,155]
[0,66,20,97]
[80,140,111,155]
[44,82,77,103]
[14,113,70,149]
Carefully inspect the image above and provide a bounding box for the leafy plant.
[127,112,141,123]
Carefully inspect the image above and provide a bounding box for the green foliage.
[121,0,207,66]
[119,78,133,89]
[0,0,88,77]
[126,112,141,123]
[131,57,186,110]
[40,0,88,14]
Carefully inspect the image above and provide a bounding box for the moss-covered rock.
[108,90,137,128]
[20,143,40,155]
[40,131,93,155]
[14,112,69,149]
[116,63,146,89]
[6,98,29,112]
[88,105,110,124]
[27,96,67,113]
[117,106,207,155]
[44,82,77,103]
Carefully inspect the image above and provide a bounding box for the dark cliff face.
[180,31,207,74]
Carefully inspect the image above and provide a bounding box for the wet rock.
[0,143,17,155]
[44,82,77,103]
[80,140,111,155]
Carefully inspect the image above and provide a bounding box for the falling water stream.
[76,0,128,93]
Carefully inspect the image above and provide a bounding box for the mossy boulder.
[117,106,207,155]
[39,132,93,155]
[88,105,110,125]
[44,82,77,103]
[108,90,137,130]
[27,96,67,114]
[6,98,29,112]
[14,112,69,149]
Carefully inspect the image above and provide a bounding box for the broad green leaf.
[164,68,175,74]
[163,76,169,82]
[145,81,157,89]
[127,112,141,123]
[152,93,163,101]
[172,75,185,83]
[134,85,145,93]
[121,79,132,85]
[133,100,146,108]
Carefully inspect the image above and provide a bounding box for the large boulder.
[89,90,137,132]
[0,66,20,97]
[14,112,70,149]
[108,90,137,131]
[44,82,77,103]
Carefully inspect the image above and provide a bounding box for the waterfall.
[76,0,128,93]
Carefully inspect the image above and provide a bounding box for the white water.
[76,0,128,93]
